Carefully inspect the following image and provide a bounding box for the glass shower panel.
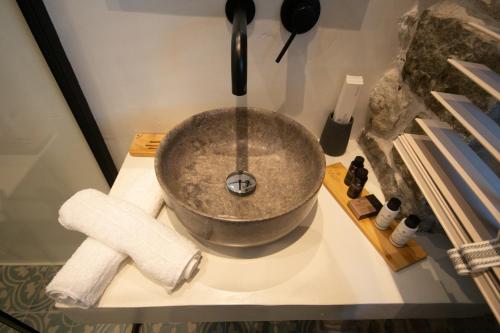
[0,0,109,263]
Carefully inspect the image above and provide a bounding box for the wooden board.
[323,163,427,272]
[448,59,500,100]
[129,133,165,157]
[431,91,500,161]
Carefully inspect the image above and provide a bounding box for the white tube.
[333,75,364,124]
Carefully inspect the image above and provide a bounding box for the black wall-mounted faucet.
[276,0,321,63]
[225,0,255,96]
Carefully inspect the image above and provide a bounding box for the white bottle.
[375,198,401,230]
[390,215,420,248]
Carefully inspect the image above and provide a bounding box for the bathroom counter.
[59,140,487,322]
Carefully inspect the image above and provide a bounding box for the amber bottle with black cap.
[347,167,368,198]
[344,156,364,185]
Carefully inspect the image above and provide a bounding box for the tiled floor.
[0,266,497,333]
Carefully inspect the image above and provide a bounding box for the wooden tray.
[129,133,165,157]
[323,163,427,272]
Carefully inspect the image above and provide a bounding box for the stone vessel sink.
[155,107,325,247]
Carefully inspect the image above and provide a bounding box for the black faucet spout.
[226,0,255,96]
[232,7,247,96]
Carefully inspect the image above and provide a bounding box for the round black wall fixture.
[276,0,321,63]
[281,0,321,33]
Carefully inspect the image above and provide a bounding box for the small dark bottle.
[347,168,368,198]
[344,156,364,185]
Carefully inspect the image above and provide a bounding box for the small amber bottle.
[347,168,368,198]
[344,156,364,185]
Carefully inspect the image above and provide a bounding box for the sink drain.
[226,170,256,196]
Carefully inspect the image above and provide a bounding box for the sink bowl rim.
[154,107,326,223]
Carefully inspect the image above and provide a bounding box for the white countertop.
[60,141,487,323]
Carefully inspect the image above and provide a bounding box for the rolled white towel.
[57,188,201,292]
[46,170,192,308]
[46,238,126,308]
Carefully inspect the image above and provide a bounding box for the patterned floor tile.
[29,265,62,313]
[29,288,56,313]
[257,321,290,333]
[70,322,131,333]
[366,320,388,333]
[444,316,499,333]
[227,322,253,333]
[0,266,45,313]
[0,312,27,333]
[399,319,432,333]
[199,322,227,333]
[23,310,79,332]
[0,325,15,333]
[245,322,265,333]
[141,322,188,333]
[319,320,371,333]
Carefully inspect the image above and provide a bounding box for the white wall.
[44,0,416,166]
[0,0,109,263]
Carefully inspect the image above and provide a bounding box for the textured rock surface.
[360,0,499,233]
[473,0,500,19]
[358,131,437,230]
[358,131,398,198]
[368,69,412,138]
[397,6,419,70]
[402,0,500,171]
[402,1,500,132]
[368,68,434,139]
[399,7,419,49]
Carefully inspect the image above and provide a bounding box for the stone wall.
[358,0,500,231]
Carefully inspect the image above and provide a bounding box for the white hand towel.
[47,170,167,308]
[58,188,201,292]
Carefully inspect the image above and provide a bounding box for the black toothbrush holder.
[319,112,353,156]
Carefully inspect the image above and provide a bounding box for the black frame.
[16,0,117,186]
[0,310,39,333]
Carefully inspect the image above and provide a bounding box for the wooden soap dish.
[323,163,427,272]
[129,133,165,157]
